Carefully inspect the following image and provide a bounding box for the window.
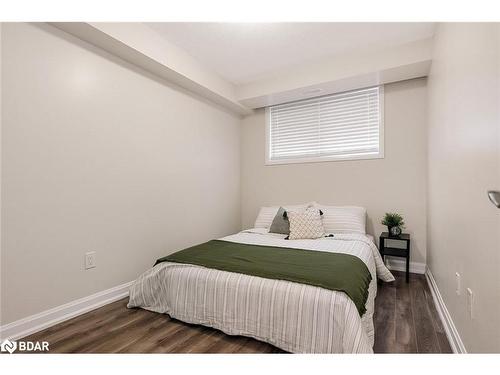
[266,86,384,164]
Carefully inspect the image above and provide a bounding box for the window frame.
[265,85,385,165]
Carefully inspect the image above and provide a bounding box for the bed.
[127,226,394,353]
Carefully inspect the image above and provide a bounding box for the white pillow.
[317,205,366,234]
[288,207,325,240]
[254,202,314,229]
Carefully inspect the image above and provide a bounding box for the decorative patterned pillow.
[287,207,325,240]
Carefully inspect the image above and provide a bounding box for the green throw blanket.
[155,240,372,316]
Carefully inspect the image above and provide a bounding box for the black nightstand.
[379,232,411,282]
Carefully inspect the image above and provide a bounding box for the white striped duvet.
[127,229,394,353]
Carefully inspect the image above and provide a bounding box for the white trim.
[0,281,133,340]
[385,257,427,274]
[265,152,384,166]
[378,84,385,160]
[265,106,271,164]
[425,269,467,353]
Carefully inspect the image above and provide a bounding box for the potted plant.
[381,212,405,237]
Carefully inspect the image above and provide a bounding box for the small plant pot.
[388,226,402,237]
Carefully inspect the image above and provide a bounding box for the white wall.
[0,23,241,325]
[427,23,500,352]
[241,78,428,264]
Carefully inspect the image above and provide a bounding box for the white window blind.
[266,86,384,164]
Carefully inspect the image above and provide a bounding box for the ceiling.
[146,22,435,85]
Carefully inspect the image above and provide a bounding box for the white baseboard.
[385,257,426,274]
[425,269,467,353]
[0,281,133,341]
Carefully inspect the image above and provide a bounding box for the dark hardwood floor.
[373,272,451,353]
[22,271,451,354]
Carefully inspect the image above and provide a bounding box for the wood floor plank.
[420,276,453,353]
[373,278,396,353]
[410,275,442,353]
[150,322,213,353]
[25,299,131,344]
[394,273,418,353]
[21,272,450,354]
[233,337,282,353]
[51,309,150,353]
[203,332,254,353]
[82,313,168,353]
[170,328,225,353]
[117,318,188,353]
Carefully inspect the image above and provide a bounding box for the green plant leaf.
[381,212,405,228]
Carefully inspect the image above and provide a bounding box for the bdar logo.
[1,339,17,354]
[0,339,49,353]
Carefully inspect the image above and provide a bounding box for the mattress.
[127,228,394,353]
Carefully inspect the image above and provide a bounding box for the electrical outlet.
[85,251,96,270]
[455,272,461,295]
[466,288,474,319]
